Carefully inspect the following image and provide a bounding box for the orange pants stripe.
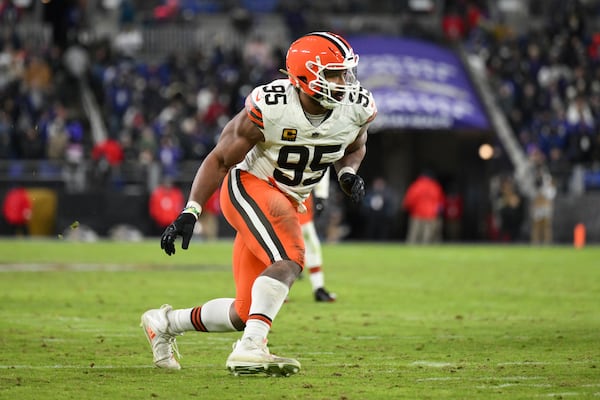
[220,168,305,322]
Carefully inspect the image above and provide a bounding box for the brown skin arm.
[187,108,264,207]
[333,124,368,176]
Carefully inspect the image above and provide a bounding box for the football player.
[142,31,377,376]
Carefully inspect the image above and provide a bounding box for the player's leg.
[302,220,336,302]
[142,169,303,374]
[227,264,302,377]
[222,168,303,376]
[140,240,244,370]
[139,177,246,369]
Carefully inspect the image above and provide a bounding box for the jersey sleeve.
[357,87,378,127]
[245,87,265,130]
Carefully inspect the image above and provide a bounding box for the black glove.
[339,172,365,203]
[313,197,326,218]
[160,212,197,256]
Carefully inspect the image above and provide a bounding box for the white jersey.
[239,79,377,205]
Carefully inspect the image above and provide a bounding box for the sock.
[242,276,289,341]
[167,308,194,333]
[167,298,236,333]
[308,266,325,291]
[192,298,236,332]
[243,319,270,340]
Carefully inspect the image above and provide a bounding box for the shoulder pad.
[245,87,264,130]
[351,86,377,126]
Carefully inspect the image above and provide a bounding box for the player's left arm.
[335,87,376,174]
[333,88,377,203]
[334,125,368,203]
[334,125,367,175]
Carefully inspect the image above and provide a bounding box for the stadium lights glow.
[478,143,494,160]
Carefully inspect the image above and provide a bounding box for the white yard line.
[0,264,139,272]
[0,363,224,369]
[0,263,228,272]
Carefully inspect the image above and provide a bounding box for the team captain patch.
[282,128,297,141]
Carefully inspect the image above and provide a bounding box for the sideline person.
[2,186,32,236]
[402,169,445,244]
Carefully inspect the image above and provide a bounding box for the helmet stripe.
[308,32,351,58]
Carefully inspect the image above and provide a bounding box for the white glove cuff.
[337,166,356,180]
[183,200,202,220]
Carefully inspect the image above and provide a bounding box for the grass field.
[0,239,599,399]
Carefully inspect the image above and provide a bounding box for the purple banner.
[350,36,490,131]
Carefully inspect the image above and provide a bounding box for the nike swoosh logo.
[255,92,261,102]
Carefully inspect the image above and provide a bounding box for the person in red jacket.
[402,170,445,244]
[2,187,32,236]
[149,178,185,232]
[91,138,125,186]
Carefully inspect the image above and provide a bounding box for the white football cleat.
[226,337,301,377]
[140,304,182,370]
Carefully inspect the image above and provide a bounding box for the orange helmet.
[285,32,360,109]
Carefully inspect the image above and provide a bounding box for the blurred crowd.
[2,0,600,242]
[0,0,290,188]
[447,0,600,241]
[0,0,423,192]
[460,0,600,192]
[86,33,284,181]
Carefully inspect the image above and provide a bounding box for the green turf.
[1,240,599,399]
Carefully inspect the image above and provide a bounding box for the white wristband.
[183,200,202,220]
[337,166,356,180]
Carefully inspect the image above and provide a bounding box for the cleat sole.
[226,362,300,377]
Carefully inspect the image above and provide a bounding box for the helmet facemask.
[304,55,360,109]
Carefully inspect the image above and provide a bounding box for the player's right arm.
[188,109,264,209]
[160,108,264,255]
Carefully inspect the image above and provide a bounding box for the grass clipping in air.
[57,220,80,240]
